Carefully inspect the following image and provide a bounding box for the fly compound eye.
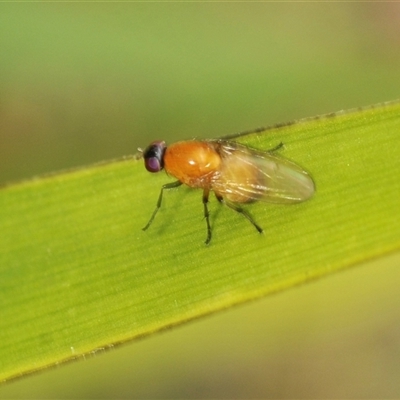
[143,141,166,173]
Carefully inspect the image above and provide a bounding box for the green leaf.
[1,101,399,382]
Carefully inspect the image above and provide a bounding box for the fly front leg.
[203,188,212,245]
[142,180,182,231]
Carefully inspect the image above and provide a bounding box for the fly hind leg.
[268,141,284,153]
[216,194,263,235]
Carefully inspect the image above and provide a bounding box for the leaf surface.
[1,101,399,382]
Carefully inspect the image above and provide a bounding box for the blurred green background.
[1,2,400,398]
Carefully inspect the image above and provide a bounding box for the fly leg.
[216,194,263,234]
[268,142,284,153]
[203,188,212,245]
[142,180,182,231]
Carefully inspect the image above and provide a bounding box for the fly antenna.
[135,147,144,160]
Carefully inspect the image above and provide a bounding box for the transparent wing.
[210,140,315,204]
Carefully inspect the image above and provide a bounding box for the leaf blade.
[1,101,400,381]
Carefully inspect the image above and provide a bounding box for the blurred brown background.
[1,3,400,398]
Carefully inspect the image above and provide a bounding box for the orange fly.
[142,138,315,244]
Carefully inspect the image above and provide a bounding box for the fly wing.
[212,140,315,204]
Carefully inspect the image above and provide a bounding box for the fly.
[142,138,315,244]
